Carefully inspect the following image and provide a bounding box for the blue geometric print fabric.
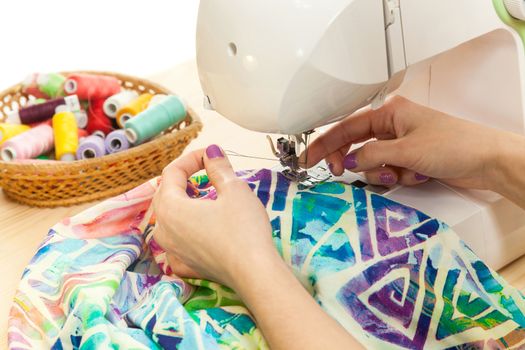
[9,169,525,349]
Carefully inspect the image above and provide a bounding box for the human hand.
[303,96,505,190]
[152,145,280,288]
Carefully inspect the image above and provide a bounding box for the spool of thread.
[148,94,168,107]
[105,130,130,154]
[37,73,66,98]
[116,93,153,128]
[125,95,187,144]
[0,124,31,145]
[1,124,54,161]
[86,99,113,135]
[53,111,79,161]
[55,104,88,129]
[6,95,80,124]
[77,135,107,160]
[103,91,139,118]
[64,74,121,100]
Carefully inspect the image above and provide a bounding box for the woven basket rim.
[0,71,202,172]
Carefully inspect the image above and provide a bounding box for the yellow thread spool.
[53,111,79,161]
[0,123,31,145]
[116,93,153,128]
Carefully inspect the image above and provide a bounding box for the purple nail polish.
[206,144,224,159]
[415,173,429,181]
[380,173,396,185]
[343,153,358,170]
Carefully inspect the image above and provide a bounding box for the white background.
[0,1,199,88]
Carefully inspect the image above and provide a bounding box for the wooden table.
[2,61,525,348]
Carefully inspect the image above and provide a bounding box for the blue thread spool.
[124,95,186,144]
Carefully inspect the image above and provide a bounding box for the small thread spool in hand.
[124,95,187,145]
[53,111,79,161]
[0,124,31,145]
[103,91,139,118]
[77,134,107,160]
[64,74,121,100]
[105,130,130,154]
[116,93,153,128]
[1,124,54,161]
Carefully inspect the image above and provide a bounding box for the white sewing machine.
[196,0,525,270]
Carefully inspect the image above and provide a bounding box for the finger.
[363,166,399,187]
[325,144,351,176]
[342,139,409,173]
[203,144,246,194]
[301,102,397,168]
[397,169,430,186]
[161,149,206,198]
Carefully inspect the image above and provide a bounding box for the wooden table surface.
[1,61,525,349]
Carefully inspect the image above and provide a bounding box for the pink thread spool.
[1,124,54,161]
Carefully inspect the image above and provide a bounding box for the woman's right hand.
[302,96,508,191]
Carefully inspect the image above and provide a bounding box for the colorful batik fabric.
[8,169,525,349]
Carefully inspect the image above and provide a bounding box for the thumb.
[343,139,409,172]
[203,144,240,193]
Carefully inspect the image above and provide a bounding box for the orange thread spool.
[116,94,153,128]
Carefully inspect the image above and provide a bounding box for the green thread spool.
[37,154,50,160]
[124,95,187,144]
[37,73,66,98]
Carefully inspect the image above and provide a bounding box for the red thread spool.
[64,74,121,100]
[86,99,113,135]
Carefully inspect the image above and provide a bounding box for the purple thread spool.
[76,135,107,160]
[7,95,80,124]
[105,130,130,154]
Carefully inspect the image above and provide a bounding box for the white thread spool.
[103,91,139,118]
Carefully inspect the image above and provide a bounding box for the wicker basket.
[0,71,202,207]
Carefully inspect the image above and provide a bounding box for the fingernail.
[343,153,358,170]
[206,144,224,159]
[415,173,429,181]
[380,173,396,185]
[328,163,335,174]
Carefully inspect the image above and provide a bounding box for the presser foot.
[267,133,332,188]
[279,164,333,188]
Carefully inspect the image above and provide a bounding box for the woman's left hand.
[152,145,279,287]
[153,145,364,350]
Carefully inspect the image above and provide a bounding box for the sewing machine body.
[197,0,525,269]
